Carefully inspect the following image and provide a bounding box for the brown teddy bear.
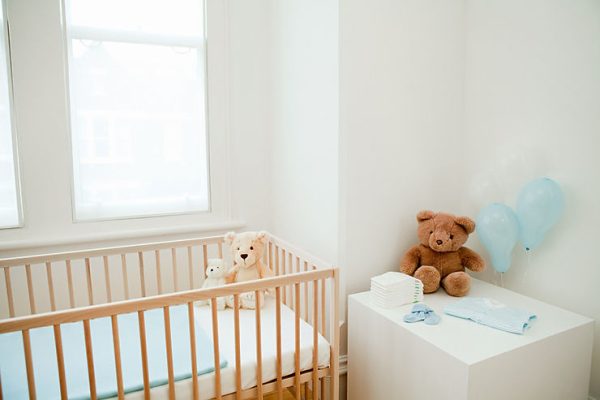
[400,210,485,297]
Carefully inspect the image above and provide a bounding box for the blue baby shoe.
[403,303,440,325]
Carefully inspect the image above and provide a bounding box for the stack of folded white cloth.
[370,272,424,308]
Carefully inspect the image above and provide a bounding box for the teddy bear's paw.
[240,298,257,309]
[194,300,209,308]
[414,265,441,293]
[442,271,471,297]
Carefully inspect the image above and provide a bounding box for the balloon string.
[524,249,531,280]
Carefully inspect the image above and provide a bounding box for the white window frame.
[0,0,237,250]
[61,0,232,224]
[0,0,23,230]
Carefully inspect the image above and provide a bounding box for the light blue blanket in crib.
[0,305,227,399]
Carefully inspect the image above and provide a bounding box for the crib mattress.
[0,305,226,400]
[120,296,331,400]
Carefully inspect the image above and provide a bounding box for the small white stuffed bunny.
[196,258,227,310]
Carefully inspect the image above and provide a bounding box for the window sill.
[0,220,246,253]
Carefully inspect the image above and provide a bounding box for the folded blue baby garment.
[403,303,440,325]
[444,297,536,334]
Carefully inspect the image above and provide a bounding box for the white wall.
[339,0,466,304]
[462,1,600,396]
[268,0,339,265]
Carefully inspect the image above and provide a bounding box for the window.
[65,0,210,221]
[0,1,21,229]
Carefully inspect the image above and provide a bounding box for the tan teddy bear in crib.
[224,231,274,309]
[400,210,485,297]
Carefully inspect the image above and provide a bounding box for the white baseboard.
[339,354,348,375]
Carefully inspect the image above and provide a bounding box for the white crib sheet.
[120,296,330,400]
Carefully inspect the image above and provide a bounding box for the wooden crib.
[0,233,340,400]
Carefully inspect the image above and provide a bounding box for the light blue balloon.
[477,203,520,273]
[516,178,564,251]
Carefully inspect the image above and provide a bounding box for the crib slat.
[275,245,279,276]
[155,250,163,295]
[46,262,56,311]
[22,330,36,400]
[255,291,263,400]
[187,303,199,400]
[210,298,222,400]
[304,261,309,322]
[163,307,175,399]
[53,325,68,400]
[268,242,273,274]
[288,253,293,309]
[218,242,223,258]
[138,252,146,297]
[66,260,75,308]
[312,280,319,400]
[137,311,150,399]
[321,277,326,336]
[25,264,36,314]
[202,245,208,276]
[121,255,129,300]
[294,283,301,399]
[275,287,282,400]
[85,258,94,305]
[4,267,15,318]
[233,294,242,399]
[187,246,194,290]
[103,256,112,303]
[282,250,286,304]
[171,248,178,292]
[83,320,97,400]
[111,315,125,399]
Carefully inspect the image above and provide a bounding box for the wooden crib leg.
[275,287,283,400]
[330,269,340,400]
[312,280,319,400]
[294,283,301,399]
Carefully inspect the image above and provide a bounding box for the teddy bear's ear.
[416,210,435,222]
[455,216,476,234]
[224,231,236,245]
[256,231,267,244]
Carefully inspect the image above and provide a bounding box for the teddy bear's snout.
[240,253,248,260]
[436,240,443,245]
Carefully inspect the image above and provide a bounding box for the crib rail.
[0,233,340,400]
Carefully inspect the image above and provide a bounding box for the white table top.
[349,278,593,365]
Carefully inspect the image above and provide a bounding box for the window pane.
[66,0,209,220]
[68,0,204,37]
[0,2,20,228]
